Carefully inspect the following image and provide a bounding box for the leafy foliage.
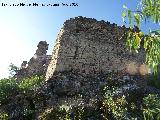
[142,94,160,120]
[126,31,144,53]
[102,86,128,120]
[122,0,160,74]
[39,105,103,120]
[0,112,8,120]
[0,75,44,119]
[147,73,160,89]
[19,75,44,91]
[101,85,160,120]
[0,75,44,102]
[141,0,160,23]
[8,63,19,77]
[144,32,160,73]
[0,78,19,101]
[39,106,72,120]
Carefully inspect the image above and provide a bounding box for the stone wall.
[46,16,149,81]
[15,41,52,80]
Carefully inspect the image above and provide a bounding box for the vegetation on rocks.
[0,75,44,120]
[0,71,160,120]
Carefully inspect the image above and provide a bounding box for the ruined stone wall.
[15,41,52,80]
[27,41,51,75]
[46,16,148,80]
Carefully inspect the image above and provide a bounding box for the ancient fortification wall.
[15,41,52,80]
[46,16,149,81]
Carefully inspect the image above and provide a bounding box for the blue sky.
[0,0,159,79]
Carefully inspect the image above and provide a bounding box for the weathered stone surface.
[46,16,148,81]
[15,41,52,80]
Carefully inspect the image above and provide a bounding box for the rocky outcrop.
[46,16,149,81]
[1,71,160,119]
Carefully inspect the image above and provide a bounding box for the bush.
[102,85,160,120]
[39,105,103,120]
[8,63,19,77]
[0,75,44,102]
[39,106,70,120]
[148,74,160,89]
[102,86,128,120]
[18,75,44,92]
[0,112,8,120]
[0,78,19,101]
[142,94,160,120]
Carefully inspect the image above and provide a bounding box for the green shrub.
[39,106,70,120]
[8,63,19,77]
[19,75,44,91]
[142,94,160,120]
[147,72,160,89]
[102,86,160,120]
[39,105,102,120]
[102,86,128,120]
[0,112,8,120]
[0,78,19,101]
[23,109,36,120]
[148,78,160,89]
[0,75,44,101]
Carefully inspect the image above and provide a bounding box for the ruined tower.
[15,41,51,80]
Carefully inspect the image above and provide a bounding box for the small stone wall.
[46,16,149,81]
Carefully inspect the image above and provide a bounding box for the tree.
[8,63,19,77]
[122,0,160,74]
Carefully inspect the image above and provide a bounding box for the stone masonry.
[15,41,52,80]
[46,16,149,81]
